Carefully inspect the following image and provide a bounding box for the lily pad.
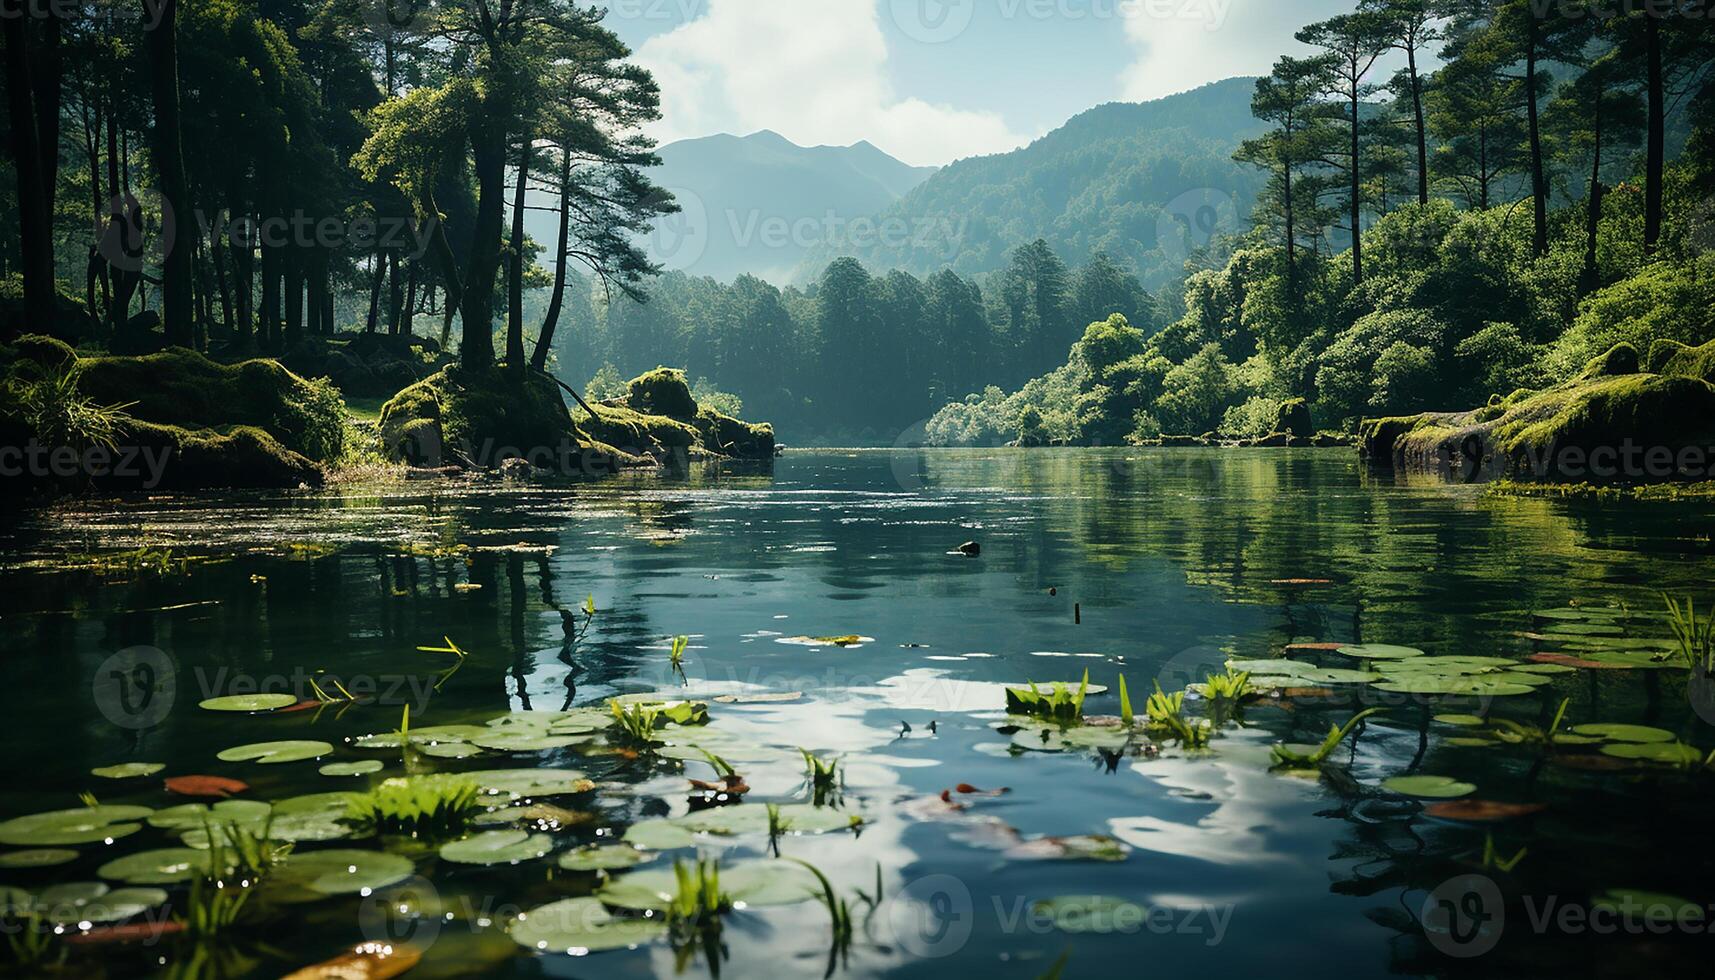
[1600,741,1704,765]
[269,848,413,899]
[417,742,485,760]
[31,883,168,925]
[198,693,299,713]
[216,740,334,765]
[557,846,650,871]
[0,806,153,847]
[1381,775,1476,798]
[467,769,594,801]
[320,760,385,777]
[1434,714,1487,727]
[1336,644,1424,660]
[510,896,666,953]
[439,830,552,866]
[1591,889,1705,923]
[621,820,695,850]
[0,849,79,869]
[91,763,165,780]
[1571,723,1675,743]
[97,848,216,885]
[1031,895,1149,934]
[469,732,590,752]
[1423,800,1547,823]
[150,800,272,833]
[1371,677,1535,697]
[598,860,820,911]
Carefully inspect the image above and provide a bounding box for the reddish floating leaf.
[1425,800,1547,822]
[1271,579,1333,585]
[274,699,325,714]
[66,920,184,945]
[1529,652,1622,670]
[953,783,1011,797]
[1281,687,1339,699]
[281,943,422,980]
[164,775,249,798]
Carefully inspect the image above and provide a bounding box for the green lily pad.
[1382,775,1477,798]
[510,896,666,953]
[97,848,216,885]
[149,800,272,832]
[1371,677,1535,696]
[1591,889,1705,923]
[621,820,696,850]
[216,740,334,765]
[198,693,299,712]
[1600,741,1704,765]
[1336,644,1424,660]
[269,848,413,899]
[416,742,485,759]
[1434,714,1487,727]
[352,725,487,750]
[598,860,820,912]
[0,849,78,869]
[439,830,552,866]
[320,760,385,777]
[467,769,593,801]
[0,806,153,847]
[1031,895,1150,934]
[1571,723,1676,743]
[469,732,590,752]
[32,883,168,925]
[557,846,650,871]
[91,763,165,780]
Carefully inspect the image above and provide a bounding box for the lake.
[2,448,1713,978]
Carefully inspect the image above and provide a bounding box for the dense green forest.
[927,0,1715,447]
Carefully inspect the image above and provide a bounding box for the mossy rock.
[1649,338,1715,384]
[581,402,703,458]
[1361,371,1715,484]
[1274,398,1314,438]
[72,347,345,461]
[125,422,323,490]
[1576,342,1641,381]
[695,408,775,458]
[627,368,699,419]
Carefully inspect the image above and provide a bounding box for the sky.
[603,0,1359,167]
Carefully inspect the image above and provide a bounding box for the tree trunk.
[142,0,196,348]
[260,242,281,351]
[1408,46,1428,206]
[459,114,505,369]
[365,248,385,333]
[506,137,531,380]
[1349,89,1363,285]
[2,8,58,340]
[1581,95,1605,297]
[386,252,403,334]
[1644,13,1664,255]
[283,248,304,348]
[1525,18,1548,256]
[532,146,573,372]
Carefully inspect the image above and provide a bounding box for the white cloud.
[1118,0,1351,101]
[635,0,1027,166]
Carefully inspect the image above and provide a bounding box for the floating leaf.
[0,806,153,846]
[598,860,820,911]
[269,849,414,899]
[468,732,590,752]
[1590,890,1705,923]
[280,942,423,979]
[557,846,650,871]
[97,848,216,885]
[198,693,299,713]
[91,763,164,780]
[1600,741,1703,765]
[621,820,695,850]
[1004,834,1131,862]
[1371,677,1535,697]
[1423,800,1546,822]
[712,692,803,704]
[1434,714,1487,727]
[1381,775,1476,799]
[164,775,250,798]
[32,883,168,925]
[150,800,271,833]
[0,849,78,869]
[509,896,666,953]
[1571,723,1675,743]
[217,740,335,765]
[1336,644,1424,660]
[466,769,593,801]
[320,760,385,777]
[439,830,552,866]
[1031,895,1149,934]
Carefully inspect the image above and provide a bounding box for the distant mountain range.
[638,130,939,283]
[797,77,1268,292]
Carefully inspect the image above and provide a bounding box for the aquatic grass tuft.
[1663,595,1715,673]
[1004,671,1090,723]
[347,774,482,838]
[610,699,663,744]
[667,857,730,976]
[1202,668,1253,701]
[2,912,63,970]
[784,857,877,978]
[799,749,842,805]
[1478,833,1527,873]
[1270,708,1382,768]
[1118,674,1134,727]
[1144,681,1185,727]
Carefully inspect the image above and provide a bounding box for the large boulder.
[1274,398,1314,438]
[1360,342,1715,483]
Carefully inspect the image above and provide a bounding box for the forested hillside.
[798,78,1269,292]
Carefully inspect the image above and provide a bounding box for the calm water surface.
[2,449,1713,978]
